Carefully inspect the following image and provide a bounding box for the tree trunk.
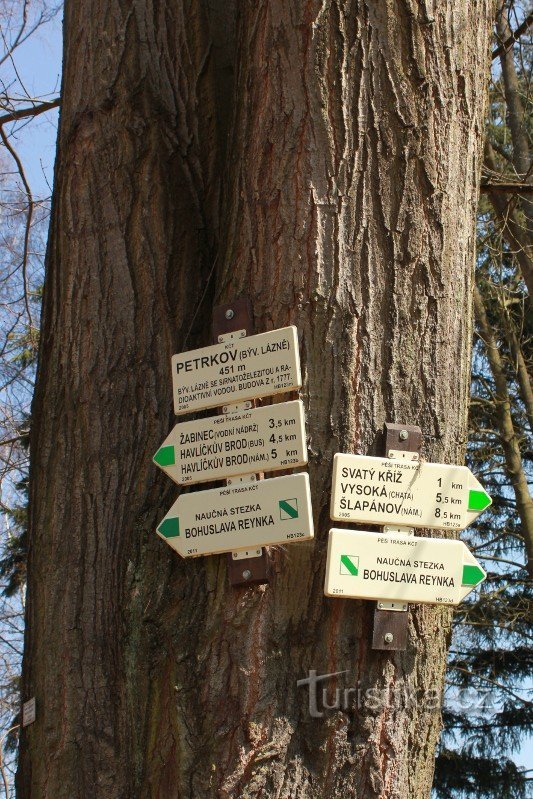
[17,2,493,798]
[487,3,533,295]
[473,285,533,574]
[484,141,533,297]
[506,325,533,433]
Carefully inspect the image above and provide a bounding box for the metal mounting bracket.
[372,423,423,652]
[232,549,263,560]
[376,525,413,612]
[387,449,420,461]
[212,299,270,587]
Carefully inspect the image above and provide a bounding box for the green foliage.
[0,424,29,596]
[0,500,27,598]
[435,749,529,799]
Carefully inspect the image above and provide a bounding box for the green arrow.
[468,489,491,512]
[158,517,180,538]
[462,564,485,586]
[154,445,175,467]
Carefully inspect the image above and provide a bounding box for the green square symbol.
[340,555,359,576]
[279,498,299,520]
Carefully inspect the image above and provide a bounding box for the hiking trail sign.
[331,453,491,531]
[172,326,301,415]
[324,528,486,606]
[157,473,314,557]
[156,317,313,566]
[154,400,307,485]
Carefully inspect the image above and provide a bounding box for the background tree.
[0,1,60,794]
[434,4,533,797]
[16,3,495,799]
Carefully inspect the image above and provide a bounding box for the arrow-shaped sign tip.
[153,445,175,468]
[461,563,485,587]
[468,489,491,513]
[157,517,180,539]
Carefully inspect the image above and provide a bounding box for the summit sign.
[172,326,301,415]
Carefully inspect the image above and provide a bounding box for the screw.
[223,406,228,413]
[384,633,394,644]
[399,430,408,441]
[250,474,256,481]
[242,569,252,580]
[225,309,234,320]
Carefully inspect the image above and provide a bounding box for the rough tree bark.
[17,2,493,798]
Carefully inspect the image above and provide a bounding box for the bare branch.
[0,125,34,328]
[0,97,60,127]
[484,141,533,295]
[492,12,533,60]
[481,181,533,193]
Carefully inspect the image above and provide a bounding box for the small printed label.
[22,697,36,727]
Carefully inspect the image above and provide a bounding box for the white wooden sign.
[324,528,486,606]
[172,326,301,415]
[157,473,313,557]
[330,454,491,531]
[22,697,36,727]
[154,400,307,485]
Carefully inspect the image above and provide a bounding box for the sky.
[4,6,63,198]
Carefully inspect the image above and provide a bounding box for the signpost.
[324,528,486,606]
[172,326,301,415]
[154,400,307,485]
[156,306,313,577]
[157,473,314,557]
[331,453,491,531]
[325,430,491,641]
